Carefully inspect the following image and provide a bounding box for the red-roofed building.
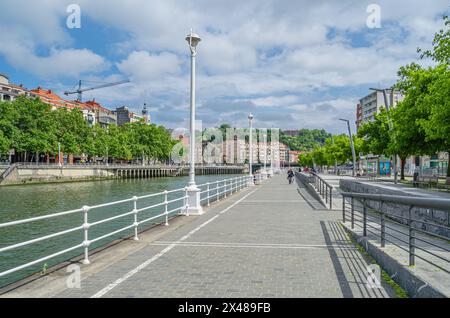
[30,87,97,126]
[0,73,37,101]
[84,99,117,127]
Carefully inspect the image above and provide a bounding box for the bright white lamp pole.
[248,113,255,186]
[58,142,62,167]
[262,132,268,179]
[185,30,203,215]
[340,118,357,177]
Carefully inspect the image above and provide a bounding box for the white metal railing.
[0,175,254,281]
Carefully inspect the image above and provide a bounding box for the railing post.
[363,199,367,237]
[133,196,139,240]
[380,212,385,248]
[342,196,346,223]
[184,187,190,216]
[164,191,169,226]
[206,182,211,206]
[216,180,220,202]
[351,197,354,229]
[82,206,91,265]
[409,205,415,266]
[224,180,227,198]
[329,186,332,210]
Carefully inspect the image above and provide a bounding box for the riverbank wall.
[0,165,246,186]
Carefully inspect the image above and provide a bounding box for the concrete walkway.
[5,174,395,298]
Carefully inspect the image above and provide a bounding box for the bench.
[415,175,439,188]
[436,177,450,192]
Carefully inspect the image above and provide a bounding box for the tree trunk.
[447,152,450,177]
[400,157,406,181]
[36,152,39,164]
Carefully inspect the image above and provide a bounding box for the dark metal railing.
[341,192,450,273]
[311,172,333,209]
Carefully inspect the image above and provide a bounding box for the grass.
[343,226,409,298]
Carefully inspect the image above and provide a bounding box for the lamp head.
[186,32,201,49]
[248,113,254,121]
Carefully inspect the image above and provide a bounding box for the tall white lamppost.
[185,30,203,215]
[248,113,255,186]
[262,132,268,179]
[339,118,357,177]
[58,142,62,167]
[267,133,274,178]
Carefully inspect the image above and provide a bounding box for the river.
[0,174,242,288]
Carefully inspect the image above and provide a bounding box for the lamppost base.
[267,169,274,178]
[186,185,204,215]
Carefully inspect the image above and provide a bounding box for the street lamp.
[248,113,255,186]
[261,131,268,179]
[58,142,62,167]
[370,87,397,183]
[185,30,203,215]
[339,118,357,177]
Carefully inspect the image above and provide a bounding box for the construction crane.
[64,79,130,102]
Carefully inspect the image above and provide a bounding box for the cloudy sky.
[0,0,448,133]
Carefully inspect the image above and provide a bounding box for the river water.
[0,174,242,288]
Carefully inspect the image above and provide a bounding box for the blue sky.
[0,0,448,134]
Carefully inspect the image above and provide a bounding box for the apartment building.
[357,90,404,130]
[115,106,149,126]
[0,73,37,102]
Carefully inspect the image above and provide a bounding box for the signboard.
[379,161,391,176]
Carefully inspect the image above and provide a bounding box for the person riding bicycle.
[287,169,294,184]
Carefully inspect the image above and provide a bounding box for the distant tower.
[142,103,150,124]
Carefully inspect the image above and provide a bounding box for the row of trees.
[0,96,176,163]
[298,15,450,178]
[281,129,331,151]
[359,15,450,178]
[298,134,364,168]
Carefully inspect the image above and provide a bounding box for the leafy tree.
[0,130,10,156]
[358,108,391,156]
[298,152,313,167]
[281,129,331,151]
[52,108,90,157]
[393,15,450,176]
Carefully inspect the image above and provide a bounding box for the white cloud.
[117,51,182,81]
[0,45,109,78]
[1,0,449,133]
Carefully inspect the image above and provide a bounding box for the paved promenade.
[5,174,395,298]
